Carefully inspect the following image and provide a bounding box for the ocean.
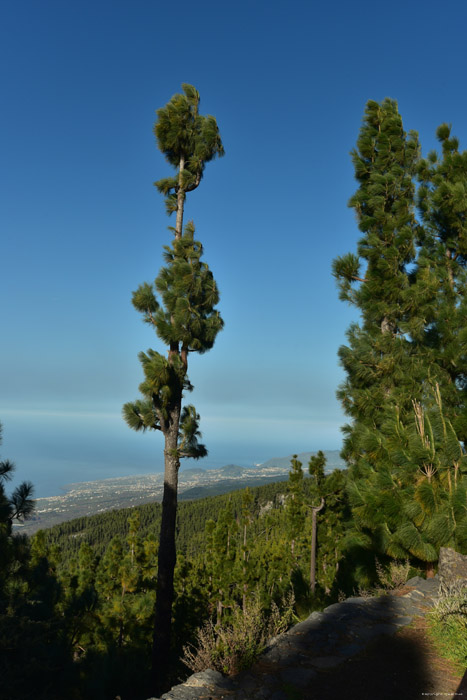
[1,409,342,498]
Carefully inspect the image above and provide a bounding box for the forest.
[1,90,466,700]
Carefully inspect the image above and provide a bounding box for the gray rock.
[270,692,289,700]
[391,615,413,626]
[309,610,325,620]
[417,580,440,595]
[290,616,324,634]
[405,589,426,600]
[233,673,258,693]
[258,674,277,688]
[309,655,345,669]
[184,669,225,688]
[233,691,254,700]
[323,602,342,614]
[336,642,363,657]
[347,622,399,643]
[280,666,317,687]
[251,685,275,699]
[439,546,467,594]
[161,686,208,699]
[406,575,426,587]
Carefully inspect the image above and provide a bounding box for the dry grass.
[182,593,295,676]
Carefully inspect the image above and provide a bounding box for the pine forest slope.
[42,475,340,565]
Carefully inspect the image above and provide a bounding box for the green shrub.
[375,558,411,591]
[182,592,295,676]
[427,586,467,671]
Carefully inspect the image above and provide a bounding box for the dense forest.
[1,450,356,700]
[1,93,466,700]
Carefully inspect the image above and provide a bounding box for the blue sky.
[2,0,467,496]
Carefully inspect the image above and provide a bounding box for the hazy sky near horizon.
[2,0,467,496]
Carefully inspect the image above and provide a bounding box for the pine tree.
[286,456,305,560]
[334,101,467,575]
[308,451,325,593]
[154,83,224,238]
[239,488,254,611]
[315,469,348,595]
[332,99,423,463]
[348,386,467,573]
[0,423,34,537]
[123,84,224,690]
[0,423,35,609]
[416,124,467,441]
[207,500,238,621]
[332,98,423,567]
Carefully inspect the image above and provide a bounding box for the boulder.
[438,547,467,595]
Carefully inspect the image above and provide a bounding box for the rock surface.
[438,546,467,594]
[147,576,443,700]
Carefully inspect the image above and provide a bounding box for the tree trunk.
[310,498,324,593]
[175,156,185,239]
[151,407,181,692]
[242,523,247,611]
[446,248,454,290]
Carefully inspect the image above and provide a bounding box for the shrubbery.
[182,592,295,676]
[428,583,467,670]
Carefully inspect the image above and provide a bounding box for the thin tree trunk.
[175,156,185,239]
[118,585,126,649]
[152,406,181,692]
[242,523,247,611]
[446,248,454,290]
[310,498,325,593]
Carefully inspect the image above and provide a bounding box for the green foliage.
[287,456,305,554]
[427,587,467,671]
[0,423,35,539]
[124,83,224,463]
[334,99,467,577]
[182,592,295,676]
[0,469,364,697]
[154,83,224,213]
[124,85,225,687]
[374,558,411,591]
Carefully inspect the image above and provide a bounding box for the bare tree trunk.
[242,523,247,611]
[152,405,181,692]
[381,316,393,335]
[175,156,185,239]
[446,248,454,290]
[310,498,325,593]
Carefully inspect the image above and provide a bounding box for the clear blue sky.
[2,0,467,496]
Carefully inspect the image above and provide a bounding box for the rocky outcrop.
[147,576,441,700]
[438,546,467,595]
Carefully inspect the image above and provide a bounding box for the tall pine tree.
[334,100,467,573]
[332,99,423,567]
[416,124,467,441]
[123,84,224,690]
[332,98,422,471]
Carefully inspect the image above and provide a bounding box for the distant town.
[18,450,344,533]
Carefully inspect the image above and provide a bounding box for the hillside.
[42,478,296,562]
[20,450,344,534]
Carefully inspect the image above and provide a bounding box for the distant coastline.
[18,450,345,534]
